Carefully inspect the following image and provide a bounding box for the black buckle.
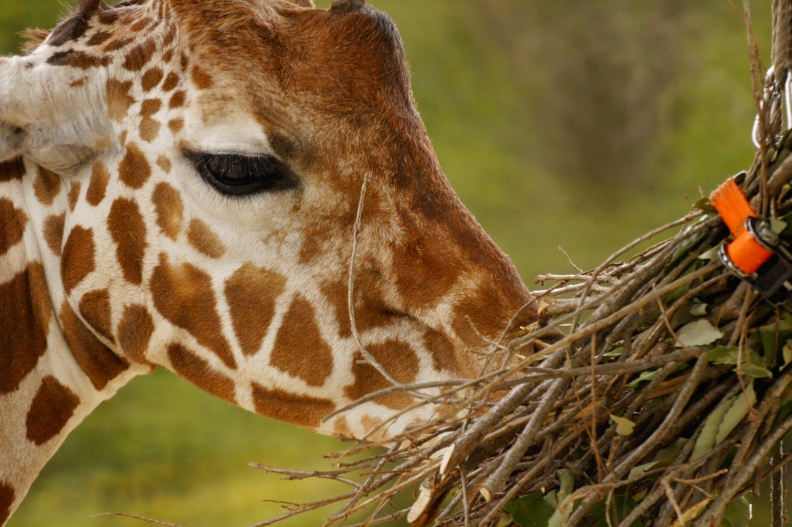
[720,217,792,311]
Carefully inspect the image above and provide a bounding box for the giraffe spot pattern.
[271,295,333,387]
[107,198,147,286]
[0,481,14,525]
[119,142,152,189]
[151,254,237,369]
[86,30,112,46]
[344,340,420,410]
[47,49,110,69]
[61,226,95,294]
[78,289,113,341]
[25,375,80,445]
[0,263,51,394]
[0,158,24,182]
[423,328,461,374]
[156,156,172,174]
[191,65,213,89]
[141,67,164,92]
[86,162,110,206]
[152,182,183,240]
[67,181,81,211]
[60,302,129,391]
[187,218,226,258]
[43,213,66,256]
[139,119,161,142]
[0,198,26,257]
[225,263,286,356]
[166,343,236,403]
[122,39,156,72]
[105,78,135,122]
[162,72,179,91]
[70,78,85,88]
[169,90,186,109]
[33,166,61,206]
[168,118,184,134]
[118,304,154,363]
[251,383,335,429]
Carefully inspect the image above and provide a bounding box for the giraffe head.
[0,0,537,440]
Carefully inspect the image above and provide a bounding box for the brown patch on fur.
[0,157,24,182]
[141,67,164,92]
[344,341,419,410]
[187,218,226,258]
[61,301,129,390]
[333,416,351,438]
[129,17,150,33]
[48,49,111,69]
[271,295,333,387]
[225,263,286,356]
[67,181,81,211]
[122,39,156,72]
[423,328,461,374]
[451,281,533,345]
[162,48,175,63]
[251,383,335,428]
[0,264,52,394]
[25,376,80,445]
[78,289,113,341]
[33,166,61,206]
[70,78,86,88]
[167,343,236,403]
[191,65,213,89]
[169,90,186,108]
[140,118,161,142]
[86,30,112,46]
[141,98,162,116]
[61,226,95,294]
[320,275,396,340]
[168,118,184,133]
[156,156,172,173]
[0,198,26,257]
[151,254,237,369]
[162,72,179,91]
[106,79,135,122]
[119,142,152,188]
[152,182,183,240]
[107,198,147,286]
[0,481,14,525]
[43,213,66,256]
[118,304,155,364]
[103,37,131,52]
[86,162,110,206]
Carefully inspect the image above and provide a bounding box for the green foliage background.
[0,0,779,525]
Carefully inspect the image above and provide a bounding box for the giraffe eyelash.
[185,151,300,197]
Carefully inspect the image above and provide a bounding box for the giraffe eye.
[186,152,300,196]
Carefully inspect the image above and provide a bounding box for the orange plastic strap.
[710,179,773,275]
[710,179,756,236]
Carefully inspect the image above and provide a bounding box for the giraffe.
[0,0,541,523]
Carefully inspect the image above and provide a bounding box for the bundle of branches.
[240,6,792,527]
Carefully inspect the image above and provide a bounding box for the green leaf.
[665,262,698,302]
[676,320,723,348]
[739,363,772,378]
[628,368,660,388]
[604,346,623,358]
[721,496,751,527]
[504,493,555,527]
[771,218,788,234]
[707,346,740,365]
[693,383,756,459]
[611,414,636,436]
[694,197,716,213]
[699,247,720,261]
[548,471,576,527]
[586,495,641,527]
[690,302,709,316]
[627,461,658,480]
[627,438,689,480]
[783,340,792,368]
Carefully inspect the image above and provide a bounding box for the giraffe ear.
[0,55,114,173]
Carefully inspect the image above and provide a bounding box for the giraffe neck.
[0,157,147,524]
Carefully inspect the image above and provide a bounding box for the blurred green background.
[0,0,779,525]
